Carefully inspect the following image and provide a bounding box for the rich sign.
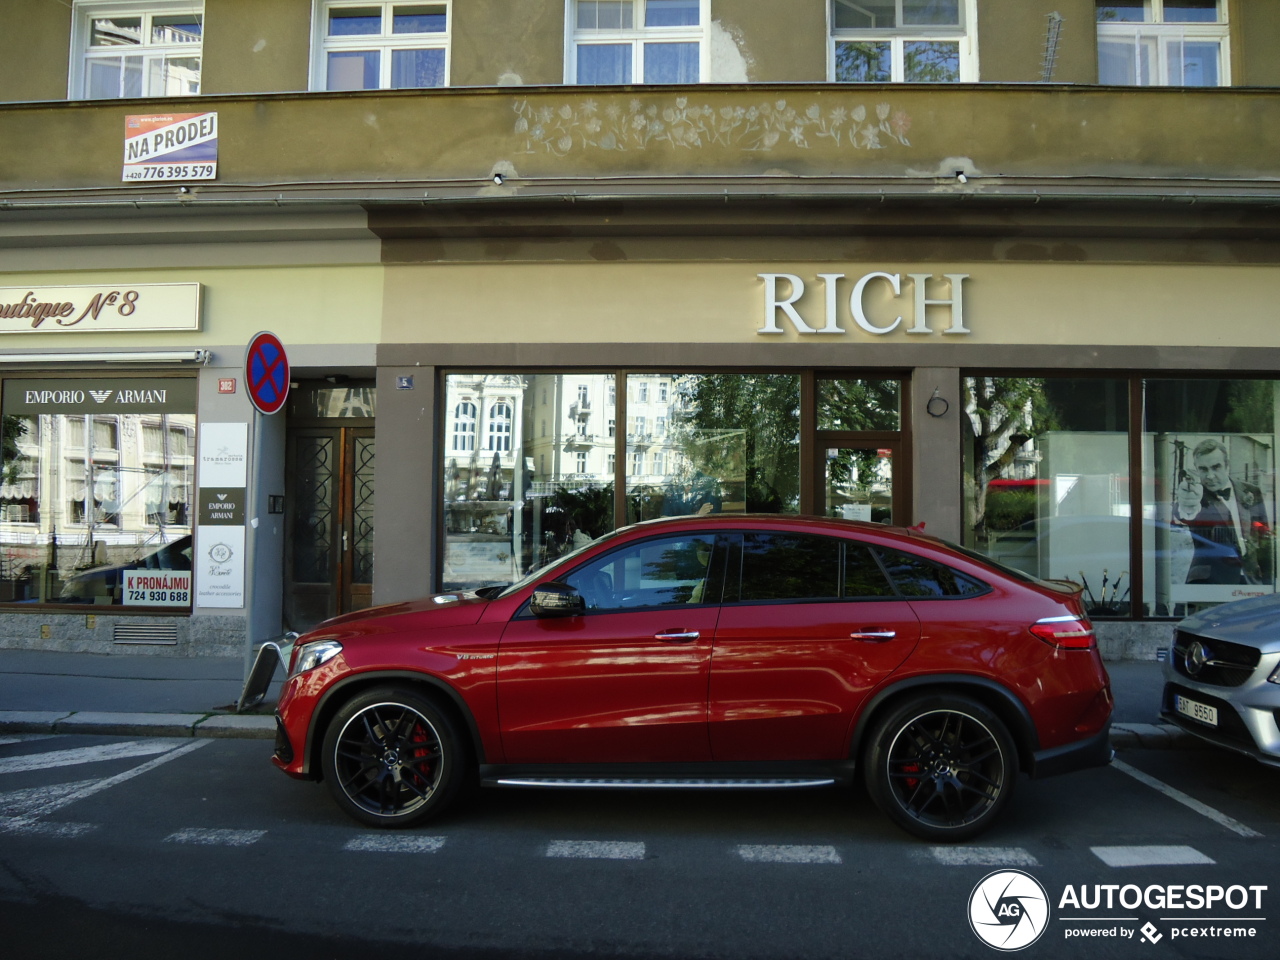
[758,272,970,336]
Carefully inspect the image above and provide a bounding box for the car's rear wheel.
[864,694,1016,842]
[321,686,465,828]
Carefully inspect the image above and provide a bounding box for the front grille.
[1165,683,1256,748]
[1172,630,1261,687]
[273,717,294,765]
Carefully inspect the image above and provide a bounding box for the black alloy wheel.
[320,687,464,828]
[865,694,1016,842]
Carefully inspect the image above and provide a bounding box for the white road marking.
[546,840,645,860]
[0,779,103,819]
[927,846,1040,867]
[736,844,842,864]
[1112,758,1263,838]
[165,827,266,847]
[0,739,180,775]
[0,739,210,826]
[1,819,97,838]
[345,835,446,854]
[1091,845,1215,868]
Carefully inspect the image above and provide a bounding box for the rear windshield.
[929,537,1079,593]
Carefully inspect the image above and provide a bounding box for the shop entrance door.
[283,427,375,631]
[819,443,901,525]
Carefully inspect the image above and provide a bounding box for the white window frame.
[311,0,451,92]
[828,0,978,83]
[1096,1,1229,87]
[566,0,710,85]
[69,1,204,100]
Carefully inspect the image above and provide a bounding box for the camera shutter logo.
[968,870,1049,951]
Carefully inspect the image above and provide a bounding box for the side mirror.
[529,581,585,618]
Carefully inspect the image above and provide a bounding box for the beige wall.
[978,0,1097,83]
[713,0,827,83]
[451,0,565,86]
[0,265,383,350]
[0,0,70,101]
[202,0,311,94]
[383,260,1280,349]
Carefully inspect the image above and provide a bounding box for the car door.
[497,531,725,764]
[709,531,921,761]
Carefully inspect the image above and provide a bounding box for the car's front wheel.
[864,694,1016,842]
[320,686,465,828]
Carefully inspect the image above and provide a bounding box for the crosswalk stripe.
[546,840,645,860]
[165,827,266,847]
[0,735,58,746]
[928,846,1040,867]
[0,818,97,838]
[345,835,446,853]
[1091,845,1215,868]
[736,844,842,864]
[0,740,181,776]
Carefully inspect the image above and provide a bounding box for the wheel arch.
[303,671,486,779]
[851,674,1040,775]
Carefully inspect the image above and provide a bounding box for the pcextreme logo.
[967,870,1268,951]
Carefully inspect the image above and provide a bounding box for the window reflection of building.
[0,407,195,606]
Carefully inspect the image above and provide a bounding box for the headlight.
[290,639,343,678]
[1268,663,1280,685]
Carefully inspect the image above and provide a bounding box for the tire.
[320,686,466,829]
[864,694,1017,842]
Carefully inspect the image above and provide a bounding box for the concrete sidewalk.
[0,648,1190,747]
[0,648,278,740]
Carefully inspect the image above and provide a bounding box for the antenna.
[1041,12,1064,82]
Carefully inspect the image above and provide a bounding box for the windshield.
[492,529,618,600]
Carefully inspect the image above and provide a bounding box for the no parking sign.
[245,331,289,415]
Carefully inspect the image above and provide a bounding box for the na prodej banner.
[122,113,218,182]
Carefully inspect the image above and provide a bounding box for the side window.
[564,534,716,610]
[314,1,449,91]
[740,532,840,601]
[875,546,987,598]
[72,2,204,100]
[844,542,897,598]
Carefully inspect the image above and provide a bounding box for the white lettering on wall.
[757,272,970,336]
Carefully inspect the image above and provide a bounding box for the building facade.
[1,0,1278,659]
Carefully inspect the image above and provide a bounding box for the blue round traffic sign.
[245,331,289,415]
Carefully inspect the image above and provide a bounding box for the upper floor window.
[451,400,476,452]
[72,2,202,100]
[487,402,513,452]
[569,0,707,85]
[1096,1,1228,86]
[830,0,976,83]
[314,1,449,91]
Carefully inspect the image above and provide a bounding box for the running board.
[488,777,837,790]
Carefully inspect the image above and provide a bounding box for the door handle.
[850,629,896,642]
[655,631,700,643]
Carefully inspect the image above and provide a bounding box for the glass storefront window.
[625,373,800,524]
[1143,379,1277,617]
[817,378,900,431]
[0,378,196,607]
[963,377,1130,617]
[440,371,801,593]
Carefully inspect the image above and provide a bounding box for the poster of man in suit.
[1170,435,1275,603]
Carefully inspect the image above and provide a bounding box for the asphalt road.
[0,732,1275,960]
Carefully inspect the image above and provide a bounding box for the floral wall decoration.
[512,97,913,156]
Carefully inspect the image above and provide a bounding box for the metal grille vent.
[112,622,179,645]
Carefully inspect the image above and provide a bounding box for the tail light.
[1030,615,1096,649]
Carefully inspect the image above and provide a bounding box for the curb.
[0,710,275,740]
[1109,722,1193,749]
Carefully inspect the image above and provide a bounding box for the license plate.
[1175,694,1218,727]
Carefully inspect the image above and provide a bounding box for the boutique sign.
[0,283,201,334]
[758,271,969,337]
